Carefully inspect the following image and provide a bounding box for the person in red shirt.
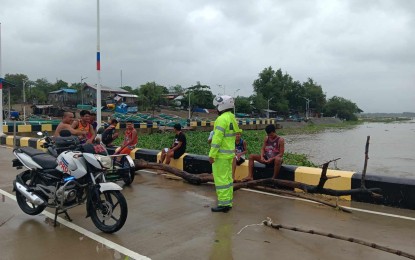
[114,120,138,156]
[242,124,284,181]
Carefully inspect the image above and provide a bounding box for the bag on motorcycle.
[55,136,80,154]
[82,143,108,155]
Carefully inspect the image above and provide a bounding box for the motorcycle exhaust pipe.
[15,181,45,206]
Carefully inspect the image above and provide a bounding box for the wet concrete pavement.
[1,145,415,260]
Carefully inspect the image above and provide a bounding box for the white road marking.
[242,188,415,222]
[0,188,150,260]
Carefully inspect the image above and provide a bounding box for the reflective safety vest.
[209,111,241,159]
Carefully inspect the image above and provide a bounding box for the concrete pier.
[1,146,415,259]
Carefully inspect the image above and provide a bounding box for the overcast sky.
[1,0,414,113]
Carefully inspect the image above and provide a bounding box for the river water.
[284,119,415,177]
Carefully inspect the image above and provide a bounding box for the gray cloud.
[1,0,414,112]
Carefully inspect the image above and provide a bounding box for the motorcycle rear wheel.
[89,190,127,233]
[16,171,46,215]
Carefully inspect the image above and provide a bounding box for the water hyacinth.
[112,128,326,167]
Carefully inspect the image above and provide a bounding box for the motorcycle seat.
[32,153,58,169]
[18,147,46,157]
[18,147,58,169]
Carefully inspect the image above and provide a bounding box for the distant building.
[83,83,129,106]
[114,93,138,106]
[48,88,78,107]
[162,93,181,101]
[262,109,277,118]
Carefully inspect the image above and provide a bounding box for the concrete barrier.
[3,133,415,210]
[1,119,276,133]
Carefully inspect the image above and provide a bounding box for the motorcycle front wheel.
[16,171,46,215]
[89,190,128,233]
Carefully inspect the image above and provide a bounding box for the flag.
[96,52,100,71]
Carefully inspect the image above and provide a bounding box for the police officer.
[209,95,241,213]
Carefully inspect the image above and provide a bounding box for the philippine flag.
[0,78,3,90]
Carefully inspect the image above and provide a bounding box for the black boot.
[211,206,232,213]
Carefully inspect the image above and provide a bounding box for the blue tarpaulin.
[192,108,209,113]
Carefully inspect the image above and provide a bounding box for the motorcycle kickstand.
[53,208,73,227]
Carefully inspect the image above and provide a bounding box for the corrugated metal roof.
[49,88,77,94]
[84,83,129,93]
[62,88,77,93]
[116,93,138,98]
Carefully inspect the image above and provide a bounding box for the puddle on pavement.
[95,243,129,259]
[186,191,215,202]
[44,216,61,227]
[43,216,131,259]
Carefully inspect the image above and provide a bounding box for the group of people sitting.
[209,124,284,182]
[54,110,138,156]
[54,110,284,181]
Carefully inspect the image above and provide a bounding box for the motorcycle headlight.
[94,155,112,169]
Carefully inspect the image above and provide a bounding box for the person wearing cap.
[209,95,241,213]
[159,123,187,165]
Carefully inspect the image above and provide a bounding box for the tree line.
[3,66,362,121]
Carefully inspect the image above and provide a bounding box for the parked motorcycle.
[40,129,136,185]
[12,139,128,233]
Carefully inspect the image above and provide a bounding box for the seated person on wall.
[71,110,96,144]
[54,112,87,137]
[232,131,247,181]
[102,119,119,147]
[242,124,285,181]
[159,123,187,165]
[114,120,138,156]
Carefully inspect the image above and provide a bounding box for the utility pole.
[81,76,88,106]
[233,89,240,115]
[303,97,311,119]
[120,69,123,88]
[187,89,192,120]
[267,97,274,118]
[22,79,28,123]
[218,84,225,95]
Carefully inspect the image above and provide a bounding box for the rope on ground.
[236,218,268,235]
[262,218,415,260]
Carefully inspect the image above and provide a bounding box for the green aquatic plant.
[113,129,317,166]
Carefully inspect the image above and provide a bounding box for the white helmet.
[213,95,234,112]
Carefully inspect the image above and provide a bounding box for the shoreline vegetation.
[359,117,413,123]
[112,117,412,167]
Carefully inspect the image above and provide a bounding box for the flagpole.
[0,22,4,135]
[96,0,102,129]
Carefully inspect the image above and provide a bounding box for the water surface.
[285,120,415,177]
